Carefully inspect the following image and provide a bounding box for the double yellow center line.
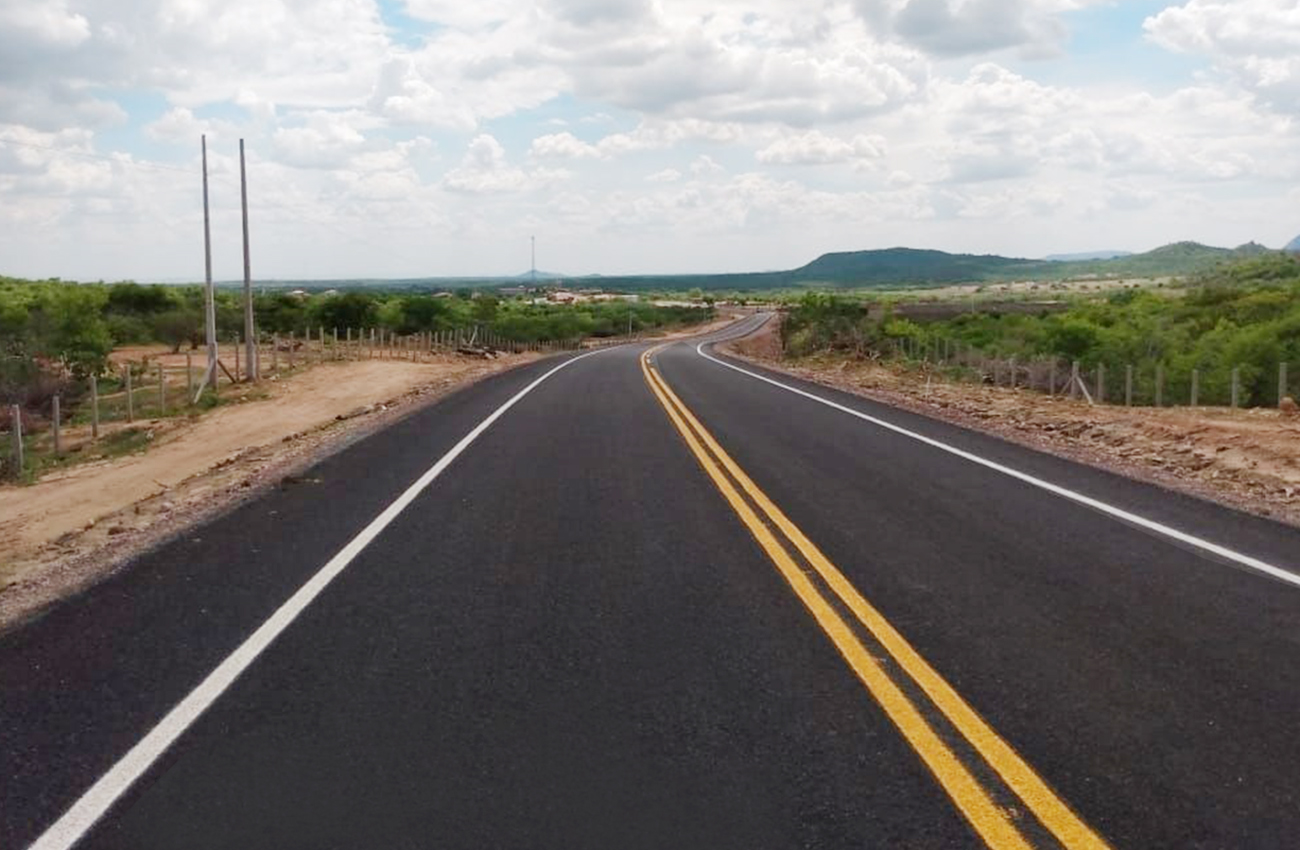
[640,347,1109,850]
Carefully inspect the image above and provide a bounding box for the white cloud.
[1146,0,1300,113]
[756,130,887,165]
[690,155,725,177]
[857,0,1109,58]
[529,132,602,160]
[2,0,1300,279]
[145,108,235,145]
[367,56,477,131]
[272,111,376,169]
[0,1,90,50]
[443,134,564,193]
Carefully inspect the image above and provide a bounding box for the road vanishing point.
[6,314,1300,849]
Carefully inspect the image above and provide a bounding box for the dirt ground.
[0,351,540,630]
[726,319,1300,528]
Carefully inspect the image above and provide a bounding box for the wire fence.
[888,336,1293,410]
[1,325,598,482]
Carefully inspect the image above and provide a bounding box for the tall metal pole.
[9,405,21,478]
[531,235,536,287]
[202,135,217,390]
[241,139,257,381]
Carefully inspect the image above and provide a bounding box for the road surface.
[5,315,1300,849]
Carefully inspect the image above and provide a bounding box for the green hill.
[791,247,1039,285]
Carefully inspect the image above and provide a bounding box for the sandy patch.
[723,318,1300,528]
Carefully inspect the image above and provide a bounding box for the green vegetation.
[781,254,1300,407]
[1,276,711,478]
[0,275,710,405]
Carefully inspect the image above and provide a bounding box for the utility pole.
[530,235,536,287]
[201,134,217,393]
[240,139,257,381]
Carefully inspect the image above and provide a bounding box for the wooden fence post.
[234,338,241,383]
[1232,367,1240,409]
[186,351,194,401]
[289,331,296,369]
[9,404,21,477]
[1191,369,1200,407]
[125,366,134,422]
[1070,361,1080,400]
[90,374,99,439]
[1126,364,1133,407]
[52,394,61,455]
[1280,362,1289,407]
[158,364,165,414]
[1009,357,1016,389]
[1096,363,1105,404]
[1049,361,1056,395]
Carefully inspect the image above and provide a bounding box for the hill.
[790,247,1040,285]
[1286,235,1300,252]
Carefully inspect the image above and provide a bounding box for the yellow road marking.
[639,350,1033,849]
[642,347,1110,850]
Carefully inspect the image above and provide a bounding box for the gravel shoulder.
[724,318,1300,529]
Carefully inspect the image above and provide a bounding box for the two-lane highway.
[6,316,1300,848]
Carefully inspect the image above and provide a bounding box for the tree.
[151,308,204,353]
[310,291,378,332]
[472,294,499,325]
[106,282,176,315]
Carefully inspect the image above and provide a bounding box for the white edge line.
[29,346,612,850]
[695,339,1300,589]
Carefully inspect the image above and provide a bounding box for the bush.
[106,314,153,345]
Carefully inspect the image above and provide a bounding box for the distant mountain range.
[1286,234,1300,252]
[226,237,1298,293]
[566,240,1283,291]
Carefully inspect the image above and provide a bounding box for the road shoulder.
[720,318,1300,530]
[0,352,543,632]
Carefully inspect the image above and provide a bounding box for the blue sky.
[1,0,1298,281]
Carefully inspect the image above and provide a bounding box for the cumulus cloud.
[145,107,235,145]
[857,0,1106,58]
[1146,0,1300,113]
[368,57,477,131]
[443,134,564,193]
[3,0,1300,278]
[272,112,374,169]
[529,132,602,160]
[756,130,887,165]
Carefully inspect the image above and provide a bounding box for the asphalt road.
[6,315,1300,849]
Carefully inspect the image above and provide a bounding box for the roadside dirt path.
[726,319,1300,528]
[0,352,539,629]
